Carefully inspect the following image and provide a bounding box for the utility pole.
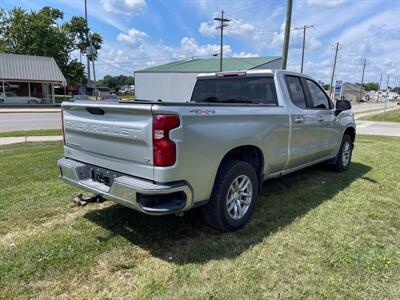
[387,74,390,94]
[281,0,293,70]
[329,42,341,99]
[293,25,313,73]
[378,73,382,101]
[383,74,390,121]
[359,58,366,102]
[214,10,230,72]
[84,0,91,85]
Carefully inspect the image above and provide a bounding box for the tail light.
[61,108,65,145]
[153,114,180,166]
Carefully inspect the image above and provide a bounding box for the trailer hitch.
[73,193,105,206]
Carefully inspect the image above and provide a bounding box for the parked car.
[100,94,120,102]
[71,95,91,101]
[58,70,356,231]
[3,82,20,93]
[0,92,42,104]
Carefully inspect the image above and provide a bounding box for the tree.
[362,82,379,91]
[99,75,135,91]
[0,7,103,84]
[67,16,102,60]
[392,87,400,94]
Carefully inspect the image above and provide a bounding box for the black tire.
[332,134,353,172]
[0,100,4,105]
[202,160,258,232]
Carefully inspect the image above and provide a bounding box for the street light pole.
[84,0,91,85]
[88,36,98,101]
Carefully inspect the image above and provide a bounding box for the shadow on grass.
[84,162,371,264]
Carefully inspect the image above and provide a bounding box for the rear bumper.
[57,158,193,215]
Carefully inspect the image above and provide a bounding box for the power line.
[96,59,135,74]
[310,26,323,38]
[214,10,230,72]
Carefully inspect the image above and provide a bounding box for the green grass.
[55,95,72,104]
[1,136,400,298]
[0,129,62,138]
[360,108,400,122]
[120,95,135,101]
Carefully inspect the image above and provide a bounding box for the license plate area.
[90,167,122,187]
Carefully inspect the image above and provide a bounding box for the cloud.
[96,36,246,78]
[180,37,232,57]
[117,28,148,47]
[199,18,257,38]
[101,0,146,15]
[96,0,400,86]
[306,0,348,7]
[232,52,259,58]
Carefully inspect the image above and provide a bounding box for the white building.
[135,56,282,102]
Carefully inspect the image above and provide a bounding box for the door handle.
[294,117,303,124]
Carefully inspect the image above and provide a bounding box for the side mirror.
[335,100,351,116]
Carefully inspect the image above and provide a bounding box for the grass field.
[360,108,400,122]
[0,136,399,299]
[0,129,62,138]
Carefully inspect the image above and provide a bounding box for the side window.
[247,77,278,105]
[285,76,307,109]
[191,77,278,105]
[305,79,331,109]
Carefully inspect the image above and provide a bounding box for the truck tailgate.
[62,102,154,180]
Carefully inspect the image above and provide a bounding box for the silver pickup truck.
[58,69,355,231]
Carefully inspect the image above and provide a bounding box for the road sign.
[335,80,343,93]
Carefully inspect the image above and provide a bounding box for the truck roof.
[197,69,275,79]
[197,69,317,82]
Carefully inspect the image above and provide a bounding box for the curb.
[0,109,61,114]
[0,135,63,146]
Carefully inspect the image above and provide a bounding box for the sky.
[1,0,400,87]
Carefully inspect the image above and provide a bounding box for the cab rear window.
[191,77,278,105]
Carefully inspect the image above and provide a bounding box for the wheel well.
[344,127,356,143]
[219,146,264,179]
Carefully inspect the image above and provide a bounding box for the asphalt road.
[351,101,397,113]
[0,106,399,138]
[0,112,61,132]
[356,120,400,137]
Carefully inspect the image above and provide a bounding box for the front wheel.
[202,160,258,232]
[332,134,353,171]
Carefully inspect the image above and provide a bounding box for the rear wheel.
[0,99,4,105]
[202,160,258,231]
[332,134,353,171]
